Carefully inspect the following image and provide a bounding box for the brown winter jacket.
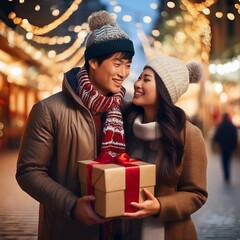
[16,68,101,240]
[123,120,208,240]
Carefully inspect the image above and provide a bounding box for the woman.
[122,56,208,240]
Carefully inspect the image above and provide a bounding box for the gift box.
[78,156,156,218]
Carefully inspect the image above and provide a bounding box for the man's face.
[89,52,132,95]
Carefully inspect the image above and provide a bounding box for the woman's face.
[133,67,158,109]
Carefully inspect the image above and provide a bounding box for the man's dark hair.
[84,51,134,71]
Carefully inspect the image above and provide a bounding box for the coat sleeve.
[16,101,78,217]
[157,123,208,222]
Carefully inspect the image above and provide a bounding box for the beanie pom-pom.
[88,10,116,31]
[186,61,203,83]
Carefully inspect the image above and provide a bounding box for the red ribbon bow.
[95,152,130,164]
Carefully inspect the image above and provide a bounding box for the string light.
[145,0,212,63]
[35,5,40,11]
[53,27,88,62]
[181,0,213,63]
[122,15,132,22]
[2,0,239,92]
[0,21,62,91]
[215,12,223,18]
[167,1,175,9]
[227,13,235,20]
[190,0,216,11]
[52,9,60,17]
[28,34,71,45]
[200,1,240,20]
[8,0,83,35]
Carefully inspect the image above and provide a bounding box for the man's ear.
[88,59,98,69]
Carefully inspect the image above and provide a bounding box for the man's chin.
[111,87,121,94]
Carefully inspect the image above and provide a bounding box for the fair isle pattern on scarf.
[76,67,126,157]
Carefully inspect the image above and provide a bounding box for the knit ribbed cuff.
[84,39,135,62]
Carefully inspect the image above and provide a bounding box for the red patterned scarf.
[76,67,126,157]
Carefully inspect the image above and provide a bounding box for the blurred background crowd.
[0,0,239,156]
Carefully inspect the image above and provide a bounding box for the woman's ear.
[88,59,97,69]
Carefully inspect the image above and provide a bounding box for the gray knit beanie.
[84,11,135,62]
[145,56,203,103]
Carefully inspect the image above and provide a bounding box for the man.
[16,10,134,240]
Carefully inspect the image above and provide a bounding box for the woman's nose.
[134,79,141,89]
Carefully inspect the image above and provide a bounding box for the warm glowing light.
[22,19,29,25]
[8,12,16,19]
[167,1,175,8]
[109,0,117,6]
[113,6,122,13]
[35,5,40,11]
[220,92,228,103]
[122,15,132,22]
[215,12,223,18]
[9,0,83,35]
[209,59,240,75]
[52,9,60,17]
[209,64,217,74]
[152,29,160,37]
[166,20,176,27]
[63,36,71,43]
[48,50,56,58]
[74,25,82,32]
[11,66,23,77]
[26,32,33,39]
[202,8,210,15]
[174,31,186,43]
[227,13,235,20]
[34,51,42,60]
[214,82,223,94]
[78,30,87,38]
[150,3,158,9]
[143,16,152,23]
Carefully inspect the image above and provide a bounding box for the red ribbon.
[86,152,140,213]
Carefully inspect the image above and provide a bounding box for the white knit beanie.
[145,56,203,103]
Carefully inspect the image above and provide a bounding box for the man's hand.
[72,195,109,225]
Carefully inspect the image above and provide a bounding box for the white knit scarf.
[133,114,161,141]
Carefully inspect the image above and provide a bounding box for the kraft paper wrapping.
[78,159,156,218]
[78,160,97,195]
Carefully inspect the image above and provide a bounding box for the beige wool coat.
[123,120,208,240]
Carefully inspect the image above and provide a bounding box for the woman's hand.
[123,188,160,219]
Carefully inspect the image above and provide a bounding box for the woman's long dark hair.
[124,68,187,184]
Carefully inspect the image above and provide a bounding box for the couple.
[16,10,208,240]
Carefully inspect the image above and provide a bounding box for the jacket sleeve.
[16,101,78,217]
[157,123,208,222]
